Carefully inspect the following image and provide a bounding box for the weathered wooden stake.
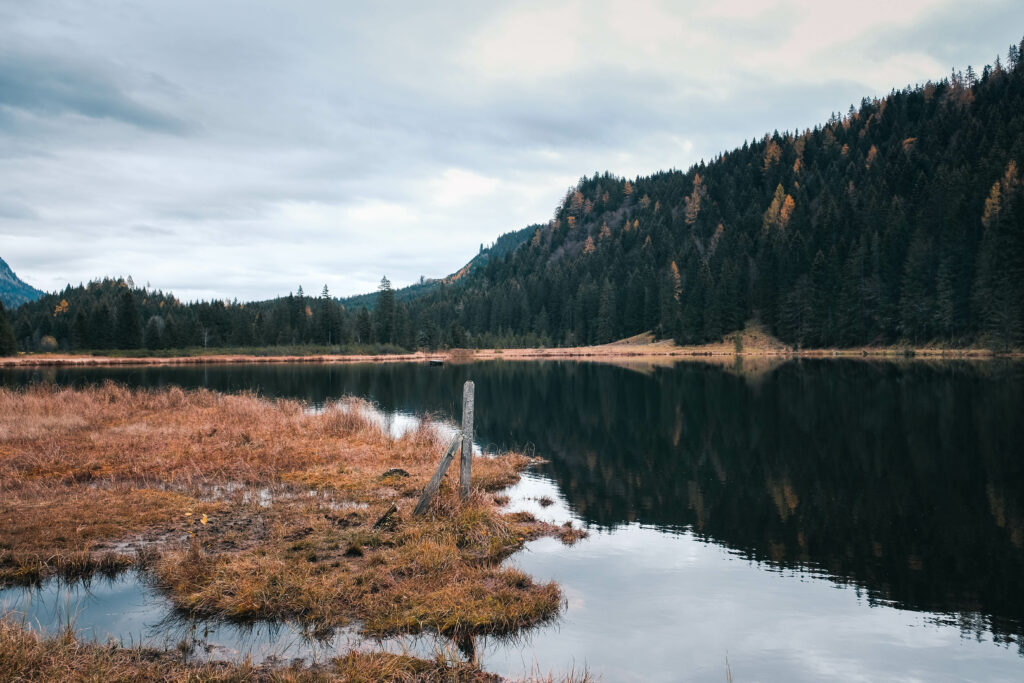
[413,433,461,515]
[372,503,398,529]
[460,380,475,499]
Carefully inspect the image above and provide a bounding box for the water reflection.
[0,572,368,664]
[4,359,1024,664]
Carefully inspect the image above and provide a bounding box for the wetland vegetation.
[0,383,585,680]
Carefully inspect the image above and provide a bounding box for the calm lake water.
[2,359,1024,681]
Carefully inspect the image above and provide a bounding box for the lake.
[2,359,1023,681]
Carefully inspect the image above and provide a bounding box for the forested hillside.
[7,40,1024,353]
[337,225,535,311]
[407,41,1024,349]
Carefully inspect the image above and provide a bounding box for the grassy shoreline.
[2,323,1019,367]
[2,335,1019,368]
[4,348,1015,368]
[0,384,586,680]
[0,620,503,682]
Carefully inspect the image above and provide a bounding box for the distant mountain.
[338,225,535,310]
[0,257,44,308]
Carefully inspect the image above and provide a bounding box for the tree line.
[2,277,439,354]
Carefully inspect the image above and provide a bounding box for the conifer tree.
[374,276,396,344]
[115,289,143,349]
[0,301,17,355]
[597,278,617,343]
[356,307,372,344]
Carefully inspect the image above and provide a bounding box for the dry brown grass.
[0,619,500,682]
[0,384,584,646]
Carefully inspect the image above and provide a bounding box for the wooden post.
[460,380,475,499]
[413,433,461,515]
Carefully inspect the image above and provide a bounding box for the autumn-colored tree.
[865,145,879,169]
[684,174,708,226]
[982,179,1003,228]
[570,190,584,215]
[668,261,683,302]
[779,195,796,228]
[982,160,1020,228]
[763,140,782,170]
[763,184,795,231]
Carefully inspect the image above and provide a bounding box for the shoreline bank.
[1,343,1018,369]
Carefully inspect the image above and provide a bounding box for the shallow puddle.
[0,573,373,664]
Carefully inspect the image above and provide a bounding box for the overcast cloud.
[1,0,1023,301]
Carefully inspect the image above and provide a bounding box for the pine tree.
[115,289,143,349]
[319,284,339,345]
[143,315,166,349]
[899,230,935,345]
[0,301,17,355]
[974,179,1024,349]
[374,276,396,345]
[597,278,617,343]
[71,308,88,350]
[934,259,956,339]
[89,302,114,350]
[356,308,372,344]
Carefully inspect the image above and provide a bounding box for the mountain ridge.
[0,257,44,309]
[336,225,536,311]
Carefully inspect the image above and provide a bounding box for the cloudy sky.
[2,1,1023,301]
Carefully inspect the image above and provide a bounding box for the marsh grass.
[0,619,500,681]
[0,383,585,666]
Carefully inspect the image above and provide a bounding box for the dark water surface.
[2,359,1023,681]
